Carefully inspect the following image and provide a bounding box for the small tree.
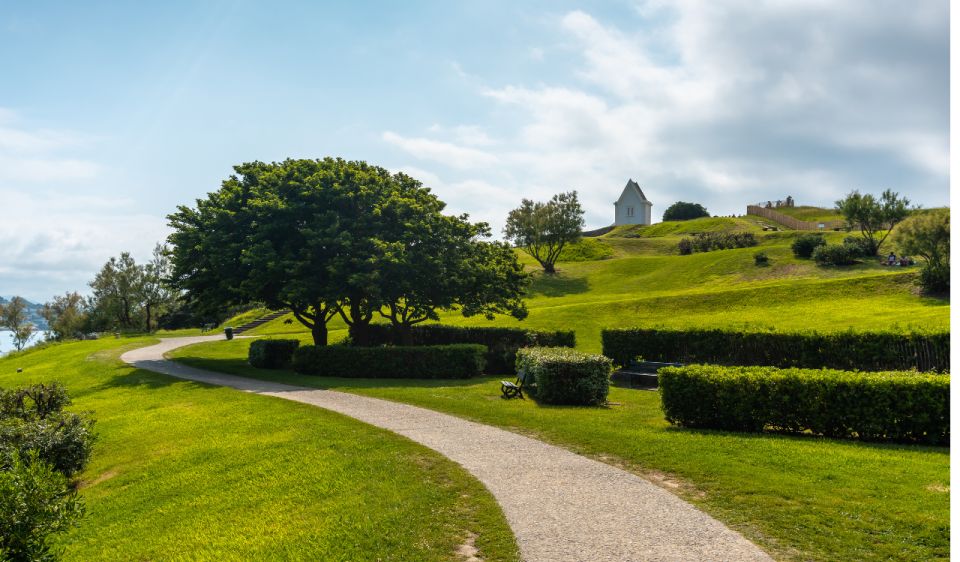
[88,253,144,331]
[41,292,88,341]
[663,201,709,221]
[835,189,910,256]
[141,244,179,332]
[503,191,585,274]
[0,297,36,351]
[894,208,950,294]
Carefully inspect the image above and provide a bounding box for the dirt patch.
[80,470,117,489]
[456,531,483,562]
[926,483,949,493]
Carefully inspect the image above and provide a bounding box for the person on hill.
[887,252,897,266]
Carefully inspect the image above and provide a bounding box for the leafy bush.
[248,339,300,369]
[364,324,575,374]
[677,238,692,255]
[658,364,949,444]
[842,236,872,258]
[516,347,611,406]
[292,344,486,378]
[0,383,95,477]
[0,452,85,562]
[753,252,769,266]
[790,233,826,258]
[663,201,710,221]
[813,243,857,266]
[601,327,949,372]
[919,262,950,294]
[678,232,757,254]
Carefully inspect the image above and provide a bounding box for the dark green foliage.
[363,324,575,374]
[601,327,949,372]
[658,364,949,444]
[753,252,769,266]
[503,191,585,274]
[841,236,872,258]
[678,232,757,254]
[790,233,826,258]
[813,243,858,266]
[0,383,71,421]
[677,238,692,255]
[292,344,487,378]
[919,263,950,294]
[515,347,611,405]
[662,201,709,221]
[0,452,85,562]
[248,339,300,369]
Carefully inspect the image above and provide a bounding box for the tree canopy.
[894,208,950,293]
[503,191,584,274]
[835,189,910,256]
[662,201,709,221]
[167,157,529,345]
[0,296,36,351]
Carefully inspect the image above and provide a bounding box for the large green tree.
[167,158,529,346]
[663,201,709,221]
[836,189,911,256]
[141,244,179,332]
[503,191,585,274]
[88,253,144,331]
[41,292,88,341]
[894,208,950,293]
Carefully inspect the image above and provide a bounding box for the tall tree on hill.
[88,253,144,330]
[41,292,89,340]
[503,191,585,274]
[835,189,910,256]
[167,158,529,346]
[894,208,950,294]
[141,244,179,332]
[663,201,709,221]
[0,296,36,351]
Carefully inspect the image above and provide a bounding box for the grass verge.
[1,338,519,561]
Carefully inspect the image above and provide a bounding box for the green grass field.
[0,339,519,561]
[169,340,950,562]
[242,221,949,352]
[771,206,845,223]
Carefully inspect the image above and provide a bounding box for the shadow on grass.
[663,424,950,454]
[525,273,590,297]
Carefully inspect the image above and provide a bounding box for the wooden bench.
[501,369,529,399]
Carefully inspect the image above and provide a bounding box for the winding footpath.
[122,336,772,562]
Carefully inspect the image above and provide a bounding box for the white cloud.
[384,2,948,231]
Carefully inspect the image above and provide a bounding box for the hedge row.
[516,347,611,406]
[292,344,486,378]
[658,364,949,444]
[365,324,576,374]
[601,327,949,372]
[248,339,300,369]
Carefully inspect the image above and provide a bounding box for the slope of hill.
[241,227,949,352]
[772,206,844,223]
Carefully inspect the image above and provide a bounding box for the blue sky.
[0,0,950,301]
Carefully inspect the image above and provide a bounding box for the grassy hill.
[772,206,845,223]
[242,221,949,352]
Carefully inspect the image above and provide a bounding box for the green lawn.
[169,339,950,562]
[0,339,519,561]
[771,206,845,223]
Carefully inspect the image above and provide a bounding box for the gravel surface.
[122,336,773,562]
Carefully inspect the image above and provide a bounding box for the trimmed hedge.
[248,339,300,369]
[364,324,576,374]
[658,364,949,444]
[601,327,949,372]
[516,347,611,406]
[292,344,486,378]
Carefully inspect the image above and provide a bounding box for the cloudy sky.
[1,0,950,301]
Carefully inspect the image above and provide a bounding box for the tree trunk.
[543,261,556,274]
[311,322,328,346]
[145,303,152,333]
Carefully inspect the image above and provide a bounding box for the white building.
[613,179,653,226]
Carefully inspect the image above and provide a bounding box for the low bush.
[601,327,949,372]
[753,252,769,266]
[678,232,757,254]
[842,236,873,258]
[813,243,858,266]
[516,347,611,406]
[919,262,950,294]
[658,364,949,444]
[790,233,826,258]
[0,451,85,561]
[292,344,486,378]
[364,325,575,374]
[248,339,300,369]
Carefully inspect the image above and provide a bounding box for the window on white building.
[626,206,634,217]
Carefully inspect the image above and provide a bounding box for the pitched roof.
[623,179,649,202]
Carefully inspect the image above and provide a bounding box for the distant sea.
[0,330,45,355]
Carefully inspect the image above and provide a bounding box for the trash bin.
[224,327,234,340]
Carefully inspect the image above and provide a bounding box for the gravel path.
[122,336,773,562]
